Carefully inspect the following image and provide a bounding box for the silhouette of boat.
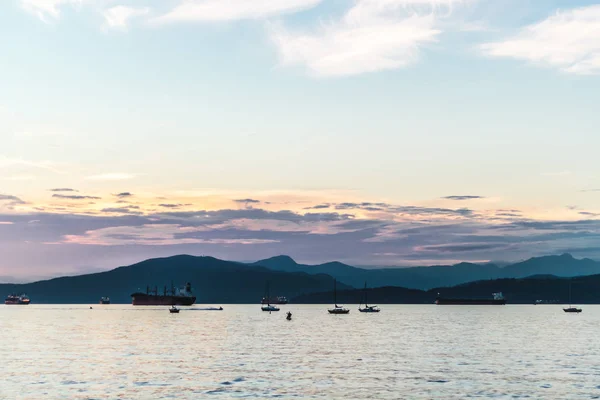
[261,281,280,312]
[5,293,30,305]
[131,282,196,306]
[563,280,582,313]
[436,292,506,305]
[99,297,110,304]
[169,306,180,313]
[358,282,380,313]
[328,279,349,314]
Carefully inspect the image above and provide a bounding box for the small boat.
[563,281,582,313]
[328,279,349,314]
[5,293,30,305]
[261,281,280,312]
[99,296,110,305]
[286,311,292,320]
[169,306,180,313]
[358,282,380,313]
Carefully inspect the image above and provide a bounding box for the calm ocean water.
[1,304,599,399]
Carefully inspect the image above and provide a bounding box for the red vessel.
[5,293,31,305]
[261,296,288,305]
[131,282,196,306]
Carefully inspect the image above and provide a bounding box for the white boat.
[261,281,280,312]
[328,279,349,314]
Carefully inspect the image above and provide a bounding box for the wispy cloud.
[0,194,27,205]
[270,0,470,77]
[52,194,101,200]
[86,173,137,181]
[153,0,322,24]
[442,195,485,201]
[0,156,63,173]
[102,6,149,31]
[481,5,600,75]
[20,0,87,22]
[114,192,133,198]
[50,188,78,192]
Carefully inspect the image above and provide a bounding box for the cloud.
[103,6,149,30]
[269,0,470,77]
[20,0,87,22]
[0,156,63,173]
[101,207,142,214]
[153,0,322,24]
[303,204,331,210]
[0,194,27,206]
[442,195,485,200]
[52,194,101,200]
[234,198,261,204]
[416,243,511,253]
[50,188,78,192]
[86,173,137,181]
[114,192,133,198]
[158,203,191,208]
[481,5,600,75]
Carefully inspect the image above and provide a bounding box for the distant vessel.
[436,292,506,305]
[261,296,288,305]
[5,293,30,305]
[99,297,110,304]
[169,306,180,314]
[131,282,196,306]
[358,282,380,313]
[563,281,582,313]
[328,279,349,314]
[261,282,280,312]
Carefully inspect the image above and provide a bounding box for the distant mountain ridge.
[1,253,598,304]
[251,253,600,290]
[0,255,350,304]
[292,274,600,305]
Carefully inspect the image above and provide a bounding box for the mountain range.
[1,253,598,304]
[251,253,600,290]
[0,255,349,304]
[292,274,600,305]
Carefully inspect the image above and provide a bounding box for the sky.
[1,0,600,282]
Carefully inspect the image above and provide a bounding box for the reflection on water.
[1,304,599,399]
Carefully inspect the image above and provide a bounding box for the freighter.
[261,296,288,305]
[5,293,31,305]
[436,292,506,305]
[131,282,196,306]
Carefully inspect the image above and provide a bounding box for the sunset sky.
[2,0,600,281]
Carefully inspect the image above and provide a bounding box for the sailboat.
[563,280,582,313]
[261,281,280,312]
[328,279,349,314]
[358,282,380,313]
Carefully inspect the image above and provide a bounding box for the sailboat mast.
[569,280,572,307]
[364,282,368,307]
[334,279,337,306]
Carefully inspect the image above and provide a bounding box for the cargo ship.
[436,292,506,305]
[5,293,31,305]
[100,297,110,304]
[131,282,196,306]
[261,296,288,305]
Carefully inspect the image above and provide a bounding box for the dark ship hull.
[132,282,196,306]
[436,298,506,305]
[5,299,30,305]
[131,293,196,306]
